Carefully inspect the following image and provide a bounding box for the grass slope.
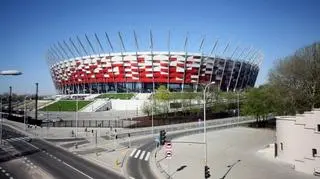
[40,100,92,112]
[96,93,134,100]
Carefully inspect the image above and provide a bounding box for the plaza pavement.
[154,127,318,179]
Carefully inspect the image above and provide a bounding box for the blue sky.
[0,0,319,95]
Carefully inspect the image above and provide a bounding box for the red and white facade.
[49,51,259,94]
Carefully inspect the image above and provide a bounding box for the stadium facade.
[47,33,261,94]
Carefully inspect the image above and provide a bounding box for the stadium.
[46,33,261,94]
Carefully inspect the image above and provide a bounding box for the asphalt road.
[29,139,125,179]
[2,125,125,179]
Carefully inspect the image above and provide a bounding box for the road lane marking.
[139,151,145,160]
[130,148,137,157]
[2,169,5,173]
[62,162,93,179]
[144,152,150,161]
[5,173,10,176]
[134,150,141,158]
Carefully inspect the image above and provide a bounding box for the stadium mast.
[181,32,189,92]
[133,30,141,83]
[167,31,171,90]
[226,45,240,92]
[218,41,231,90]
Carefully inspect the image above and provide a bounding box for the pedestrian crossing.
[4,137,31,142]
[129,148,151,161]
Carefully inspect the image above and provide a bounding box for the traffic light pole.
[203,82,215,178]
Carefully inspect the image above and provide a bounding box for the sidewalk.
[152,127,318,179]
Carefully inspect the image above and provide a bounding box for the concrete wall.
[276,109,320,175]
[110,99,145,111]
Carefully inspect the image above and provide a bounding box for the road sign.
[165,142,172,150]
[166,151,172,159]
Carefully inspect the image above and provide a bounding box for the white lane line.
[9,177,13,179]
[144,152,151,161]
[0,166,2,169]
[5,173,10,176]
[2,169,6,173]
[20,140,39,150]
[62,162,93,179]
[129,177,135,179]
[130,148,137,157]
[134,150,141,158]
[139,151,145,160]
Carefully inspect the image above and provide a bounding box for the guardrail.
[111,116,254,139]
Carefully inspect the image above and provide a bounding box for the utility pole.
[0,97,2,145]
[203,81,215,175]
[8,86,12,118]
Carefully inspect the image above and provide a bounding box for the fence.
[43,119,125,128]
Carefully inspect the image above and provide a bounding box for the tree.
[269,42,320,112]
[154,85,170,118]
[142,101,152,116]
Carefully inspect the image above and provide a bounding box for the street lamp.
[0,70,22,76]
[24,96,29,131]
[0,70,22,145]
[203,81,215,173]
[233,89,241,127]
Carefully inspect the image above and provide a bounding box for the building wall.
[49,52,259,94]
[110,99,145,111]
[276,109,320,175]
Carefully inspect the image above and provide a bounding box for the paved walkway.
[154,127,318,179]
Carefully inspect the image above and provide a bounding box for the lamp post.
[203,81,215,172]
[0,70,22,145]
[0,97,2,145]
[24,96,29,131]
[233,89,241,126]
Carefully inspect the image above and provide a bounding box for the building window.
[312,148,317,157]
[280,143,283,151]
[317,124,320,132]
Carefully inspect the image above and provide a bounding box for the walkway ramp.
[80,99,111,112]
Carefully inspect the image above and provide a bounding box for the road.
[1,125,125,179]
[125,120,253,179]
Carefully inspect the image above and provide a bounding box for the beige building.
[276,109,320,176]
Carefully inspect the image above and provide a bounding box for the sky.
[0,0,319,95]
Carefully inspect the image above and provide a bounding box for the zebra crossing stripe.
[144,152,150,161]
[139,151,145,160]
[134,150,141,158]
[130,149,137,157]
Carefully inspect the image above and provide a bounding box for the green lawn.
[96,93,135,100]
[40,100,92,112]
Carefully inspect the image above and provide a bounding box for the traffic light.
[205,165,211,178]
[159,130,166,145]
